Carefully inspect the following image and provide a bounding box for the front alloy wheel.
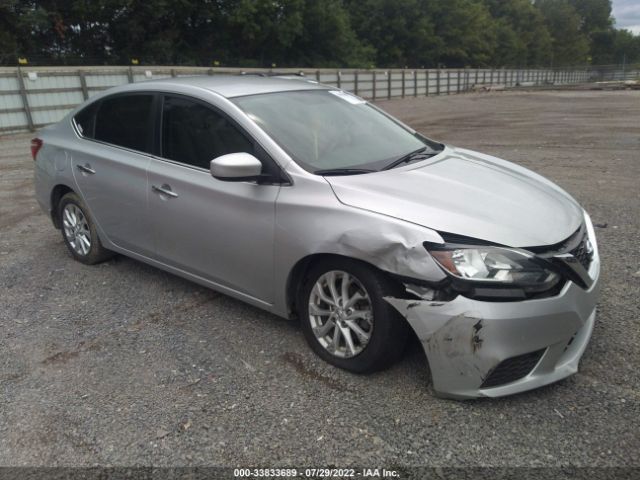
[309,270,374,358]
[299,258,410,373]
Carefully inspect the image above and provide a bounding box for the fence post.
[78,70,89,100]
[401,69,405,98]
[16,67,35,132]
[457,69,461,93]
[337,70,341,88]
[447,70,451,94]
[372,70,376,101]
[437,68,441,95]
[414,70,418,97]
[315,70,320,82]
[425,70,429,96]
[127,66,134,83]
[171,68,177,77]
[354,70,359,96]
[475,69,478,87]
[387,70,391,99]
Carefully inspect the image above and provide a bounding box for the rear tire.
[298,258,410,373]
[59,192,114,265]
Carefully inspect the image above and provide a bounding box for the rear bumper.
[386,232,600,399]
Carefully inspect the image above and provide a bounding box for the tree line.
[1,0,638,68]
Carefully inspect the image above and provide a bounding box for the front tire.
[298,258,410,373]
[59,192,113,265]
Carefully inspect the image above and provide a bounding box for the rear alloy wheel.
[62,203,91,256]
[299,258,409,373]
[59,192,114,265]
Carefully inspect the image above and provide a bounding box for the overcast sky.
[612,0,640,34]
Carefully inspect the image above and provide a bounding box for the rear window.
[93,94,154,153]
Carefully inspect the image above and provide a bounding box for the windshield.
[232,90,442,173]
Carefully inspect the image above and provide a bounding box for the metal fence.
[0,65,636,133]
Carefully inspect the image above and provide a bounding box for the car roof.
[139,74,331,98]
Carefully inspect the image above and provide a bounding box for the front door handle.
[76,163,95,175]
[152,184,178,198]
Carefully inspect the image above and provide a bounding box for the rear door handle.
[76,163,95,175]
[152,184,178,198]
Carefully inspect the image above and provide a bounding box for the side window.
[73,102,98,138]
[161,95,254,169]
[94,94,154,153]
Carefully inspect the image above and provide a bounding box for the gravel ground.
[0,90,639,469]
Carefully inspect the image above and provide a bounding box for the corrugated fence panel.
[32,109,69,125]
[356,72,374,98]
[0,66,620,132]
[27,91,84,108]
[0,75,20,91]
[85,74,129,88]
[0,111,27,129]
[23,74,81,90]
[1,94,22,109]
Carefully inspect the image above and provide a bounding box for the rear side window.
[74,102,98,138]
[94,94,154,153]
[161,95,254,169]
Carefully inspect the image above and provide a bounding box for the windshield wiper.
[382,146,435,170]
[314,168,376,176]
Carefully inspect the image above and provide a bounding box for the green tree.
[568,0,613,35]
[223,0,304,66]
[427,0,497,67]
[290,0,374,67]
[1,0,637,68]
[347,0,440,67]
[0,1,20,64]
[612,29,640,65]
[484,0,552,67]
[348,0,497,68]
[535,0,590,66]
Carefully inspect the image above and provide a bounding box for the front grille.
[480,349,546,389]
[569,235,593,270]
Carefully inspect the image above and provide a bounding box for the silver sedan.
[33,75,600,398]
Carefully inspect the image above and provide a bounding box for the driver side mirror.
[210,152,263,182]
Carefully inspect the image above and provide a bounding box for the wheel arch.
[50,184,75,229]
[285,253,405,319]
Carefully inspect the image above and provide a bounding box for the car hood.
[325,146,583,247]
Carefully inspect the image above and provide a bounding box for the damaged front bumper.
[386,250,600,399]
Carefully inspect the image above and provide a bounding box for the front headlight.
[426,245,560,292]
